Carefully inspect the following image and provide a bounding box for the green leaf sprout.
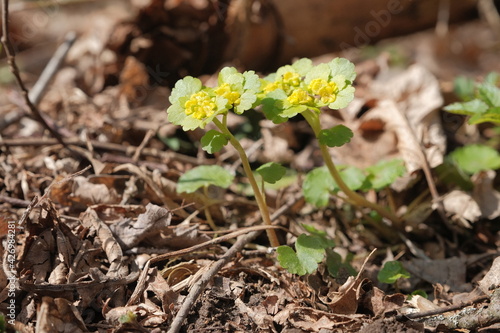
[378,260,410,284]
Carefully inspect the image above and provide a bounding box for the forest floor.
[1,1,500,332]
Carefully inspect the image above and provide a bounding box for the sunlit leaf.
[450,144,500,174]
[201,130,228,154]
[277,234,328,275]
[177,165,234,193]
[365,159,406,190]
[303,167,335,207]
[318,125,353,147]
[256,162,287,184]
[443,99,489,116]
[378,261,410,284]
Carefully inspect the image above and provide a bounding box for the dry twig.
[0,0,70,148]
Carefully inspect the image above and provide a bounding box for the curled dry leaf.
[81,208,125,277]
[109,203,172,250]
[36,297,88,333]
[442,190,482,225]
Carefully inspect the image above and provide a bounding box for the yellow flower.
[282,72,301,87]
[308,78,338,104]
[214,83,241,105]
[184,91,217,120]
[263,81,281,93]
[287,88,312,105]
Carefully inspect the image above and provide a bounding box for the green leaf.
[277,234,327,275]
[262,89,288,123]
[318,125,353,147]
[377,261,410,284]
[449,144,500,174]
[200,130,229,154]
[304,63,330,84]
[443,99,489,116]
[291,58,313,76]
[408,290,428,300]
[478,82,500,107]
[328,85,355,110]
[325,248,357,278]
[169,76,202,103]
[453,76,476,101]
[365,159,406,190]
[256,162,287,184]
[329,57,356,82]
[337,166,367,191]
[301,224,336,248]
[177,165,234,193]
[469,107,500,124]
[303,167,335,207]
[485,72,500,86]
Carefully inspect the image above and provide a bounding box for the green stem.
[213,117,280,247]
[302,110,401,231]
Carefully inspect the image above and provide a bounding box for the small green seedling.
[378,260,410,291]
[407,289,428,300]
[177,165,234,230]
[119,310,138,324]
[277,224,335,275]
[444,72,500,124]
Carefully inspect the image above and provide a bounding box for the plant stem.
[213,117,280,247]
[302,110,402,230]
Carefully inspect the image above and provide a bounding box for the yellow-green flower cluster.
[260,58,356,122]
[167,68,261,130]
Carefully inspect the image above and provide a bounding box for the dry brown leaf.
[36,297,88,333]
[274,304,363,331]
[109,203,172,250]
[404,257,471,292]
[442,190,482,225]
[478,256,500,295]
[81,208,125,277]
[360,281,406,317]
[472,170,500,220]
[362,64,446,173]
[71,176,121,206]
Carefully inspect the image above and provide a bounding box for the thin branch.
[0,0,68,147]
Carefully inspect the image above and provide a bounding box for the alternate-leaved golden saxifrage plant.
[167,58,401,248]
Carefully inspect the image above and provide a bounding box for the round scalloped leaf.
[303,167,335,207]
[201,130,229,154]
[169,76,202,103]
[478,82,500,107]
[450,144,500,174]
[256,162,287,184]
[329,57,356,82]
[276,234,327,275]
[328,85,355,110]
[177,165,234,193]
[318,125,353,147]
[365,159,406,190]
